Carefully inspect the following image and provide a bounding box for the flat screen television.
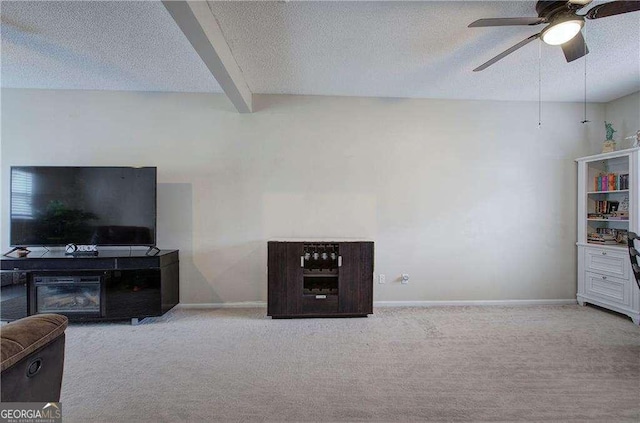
[10,166,157,247]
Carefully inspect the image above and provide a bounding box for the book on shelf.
[587,234,618,245]
[588,240,620,245]
[587,228,628,245]
[595,228,617,236]
[592,200,619,214]
[620,173,629,190]
[593,173,629,191]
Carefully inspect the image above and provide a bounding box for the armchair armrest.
[1,314,68,371]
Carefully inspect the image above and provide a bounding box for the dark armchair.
[627,232,640,290]
[1,314,68,402]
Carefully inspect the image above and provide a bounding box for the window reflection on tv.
[10,167,157,247]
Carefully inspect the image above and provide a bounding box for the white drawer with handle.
[584,271,631,307]
[584,247,629,279]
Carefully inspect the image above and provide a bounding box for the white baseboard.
[374,299,577,307]
[177,299,577,309]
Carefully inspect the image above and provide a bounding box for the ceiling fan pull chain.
[582,25,590,124]
[538,38,542,127]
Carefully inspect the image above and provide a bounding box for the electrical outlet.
[379,274,386,284]
[401,274,409,284]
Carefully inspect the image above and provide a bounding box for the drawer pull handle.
[315,295,327,299]
[602,276,607,280]
[602,252,607,256]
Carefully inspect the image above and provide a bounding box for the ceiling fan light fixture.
[541,19,584,45]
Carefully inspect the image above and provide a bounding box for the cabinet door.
[338,242,373,314]
[268,242,303,316]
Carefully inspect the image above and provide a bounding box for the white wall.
[1,89,606,303]
[605,91,640,150]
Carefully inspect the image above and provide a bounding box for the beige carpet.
[61,305,640,422]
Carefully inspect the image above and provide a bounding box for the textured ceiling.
[0,0,222,93]
[1,1,639,103]
[209,0,640,103]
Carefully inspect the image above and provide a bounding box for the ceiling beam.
[163,1,252,113]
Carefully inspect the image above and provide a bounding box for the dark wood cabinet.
[267,242,303,316]
[268,241,373,318]
[1,250,179,323]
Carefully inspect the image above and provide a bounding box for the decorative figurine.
[602,121,617,153]
[605,121,617,140]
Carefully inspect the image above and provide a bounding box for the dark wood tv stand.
[0,249,179,323]
[268,241,373,318]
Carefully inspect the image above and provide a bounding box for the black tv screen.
[10,166,157,247]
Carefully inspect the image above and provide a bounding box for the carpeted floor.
[61,305,640,422]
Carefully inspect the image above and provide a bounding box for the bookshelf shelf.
[586,219,629,222]
[585,242,626,248]
[576,147,640,325]
[577,242,627,250]
[587,189,629,195]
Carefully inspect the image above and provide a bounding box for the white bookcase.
[576,148,640,325]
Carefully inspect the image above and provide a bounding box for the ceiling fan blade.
[561,31,589,62]
[473,33,541,72]
[586,1,640,19]
[468,17,546,28]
